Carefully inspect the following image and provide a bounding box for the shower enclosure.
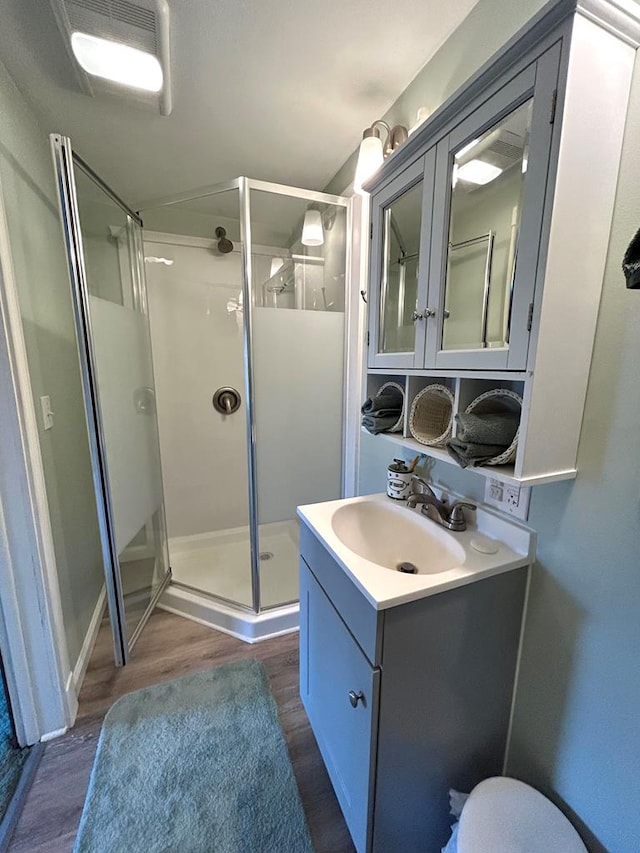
[53,131,349,658]
[141,180,349,640]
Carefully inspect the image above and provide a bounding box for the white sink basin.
[331,499,465,574]
[298,493,534,610]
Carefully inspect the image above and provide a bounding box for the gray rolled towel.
[455,412,519,446]
[361,386,403,418]
[446,437,511,468]
[362,413,403,435]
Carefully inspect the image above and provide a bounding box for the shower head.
[215,226,234,254]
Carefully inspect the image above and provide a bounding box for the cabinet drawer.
[300,564,380,853]
[300,523,383,665]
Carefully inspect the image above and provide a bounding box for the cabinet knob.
[348,690,365,708]
[411,309,435,321]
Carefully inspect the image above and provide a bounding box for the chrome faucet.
[406,476,477,532]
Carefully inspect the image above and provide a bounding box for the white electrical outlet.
[484,477,531,520]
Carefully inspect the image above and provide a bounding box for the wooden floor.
[9,611,355,852]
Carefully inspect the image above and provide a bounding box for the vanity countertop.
[297,492,535,610]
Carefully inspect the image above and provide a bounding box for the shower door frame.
[51,135,172,665]
[139,177,351,615]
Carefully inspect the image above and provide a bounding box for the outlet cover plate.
[484,477,531,520]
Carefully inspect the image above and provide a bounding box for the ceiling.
[0,0,478,205]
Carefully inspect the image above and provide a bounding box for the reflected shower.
[215,226,234,253]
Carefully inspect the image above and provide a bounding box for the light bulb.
[354,135,384,194]
[301,210,324,246]
[71,32,163,93]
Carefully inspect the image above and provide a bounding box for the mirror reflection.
[379,180,423,354]
[443,98,533,351]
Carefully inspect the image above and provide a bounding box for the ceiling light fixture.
[301,207,324,247]
[354,120,409,194]
[71,32,163,92]
[456,159,503,186]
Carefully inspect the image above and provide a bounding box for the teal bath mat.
[74,660,313,852]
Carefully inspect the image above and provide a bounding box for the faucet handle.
[447,500,477,528]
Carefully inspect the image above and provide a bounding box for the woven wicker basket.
[377,381,404,433]
[409,384,454,446]
[464,388,523,465]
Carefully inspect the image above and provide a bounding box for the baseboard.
[71,585,106,695]
[40,726,67,742]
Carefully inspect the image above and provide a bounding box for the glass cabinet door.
[426,43,560,370]
[368,152,435,369]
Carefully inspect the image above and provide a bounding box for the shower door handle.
[213,386,241,415]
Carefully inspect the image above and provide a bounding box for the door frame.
[0,172,74,744]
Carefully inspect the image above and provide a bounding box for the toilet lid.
[457,777,587,853]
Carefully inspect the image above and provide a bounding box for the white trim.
[40,727,68,743]
[343,191,369,498]
[156,0,172,116]
[71,586,106,694]
[0,174,74,744]
[577,0,640,47]
[503,562,534,774]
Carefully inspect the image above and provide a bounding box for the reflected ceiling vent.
[50,0,172,115]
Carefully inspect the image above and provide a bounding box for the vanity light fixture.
[301,207,324,247]
[354,120,409,194]
[71,32,163,92]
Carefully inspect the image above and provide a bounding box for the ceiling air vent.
[50,0,172,115]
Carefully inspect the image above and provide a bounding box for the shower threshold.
[158,520,300,643]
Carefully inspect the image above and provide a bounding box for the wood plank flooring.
[9,611,355,853]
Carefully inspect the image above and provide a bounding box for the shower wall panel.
[252,306,344,525]
[145,239,249,539]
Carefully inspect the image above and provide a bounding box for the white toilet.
[457,777,587,852]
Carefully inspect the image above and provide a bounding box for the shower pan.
[138,178,350,641]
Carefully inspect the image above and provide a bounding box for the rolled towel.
[361,386,403,417]
[446,437,511,468]
[362,413,403,435]
[455,411,519,446]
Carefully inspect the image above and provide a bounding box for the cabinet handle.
[348,690,365,708]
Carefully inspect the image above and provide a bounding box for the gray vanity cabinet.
[367,39,561,372]
[299,523,528,853]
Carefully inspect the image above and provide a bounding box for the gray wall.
[0,60,104,670]
[351,1,640,850]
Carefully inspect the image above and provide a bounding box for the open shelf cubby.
[362,372,575,487]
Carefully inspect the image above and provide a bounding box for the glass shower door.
[247,184,347,609]
[51,135,170,665]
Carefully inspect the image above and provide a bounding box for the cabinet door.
[299,561,380,853]
[425,43,560,370]
[368,151,436,369]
